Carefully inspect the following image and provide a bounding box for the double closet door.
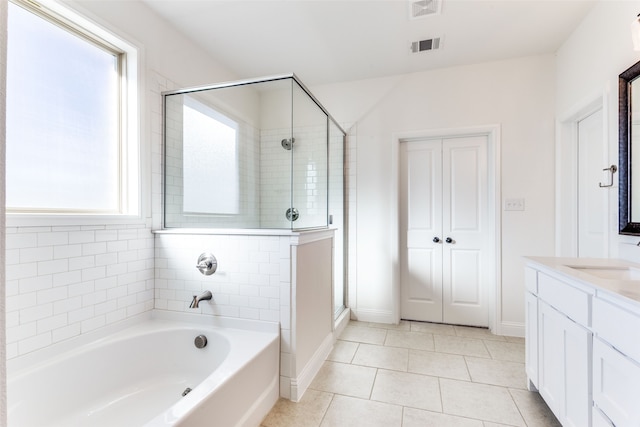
[400,136,489,327]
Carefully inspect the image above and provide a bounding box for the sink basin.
[566,265,640,280]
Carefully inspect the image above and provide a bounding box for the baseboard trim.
[497,320,525,337]
[289,332,333,402]
[351,308,395,324]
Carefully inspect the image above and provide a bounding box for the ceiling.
[142,0,597,86]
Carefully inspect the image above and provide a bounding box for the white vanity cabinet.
[525,257,640,427]
[526,266,592,427]
[592,296,640,426]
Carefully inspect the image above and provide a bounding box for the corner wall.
[314,54,557,331]
[556,0,640,261]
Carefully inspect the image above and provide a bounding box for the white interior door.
[442,136,487,326]
[400,140,443,323]
[400,136,488,327]
[577,109,606,258]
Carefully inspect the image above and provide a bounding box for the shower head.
[281,137,295,150]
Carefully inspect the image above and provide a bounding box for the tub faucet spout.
[190,290,212,309]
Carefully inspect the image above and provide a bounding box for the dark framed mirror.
[619,59,640,234]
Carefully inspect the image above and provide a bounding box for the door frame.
[556,93,610,258]
[391,125,501,333]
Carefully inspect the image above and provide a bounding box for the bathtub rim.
[7,309,279,377]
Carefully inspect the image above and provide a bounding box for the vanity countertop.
[524,256,640,306]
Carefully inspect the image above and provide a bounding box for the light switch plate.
[504,198,525,211]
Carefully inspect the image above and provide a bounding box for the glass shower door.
[290,81,328,230]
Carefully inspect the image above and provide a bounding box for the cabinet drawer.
[538,273,590,326]
[593,338,640,427]
[593,297,640,362]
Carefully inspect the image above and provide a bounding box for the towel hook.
[599,165,617,188]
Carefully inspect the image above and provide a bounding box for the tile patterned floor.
[261,320,561,427]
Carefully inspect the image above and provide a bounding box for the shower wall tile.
[5,224,155,360]
[153,232,295,391]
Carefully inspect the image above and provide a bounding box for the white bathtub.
[7,311,280,427]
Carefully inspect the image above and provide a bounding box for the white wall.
[1,0,7,422]
[556,0,640,261]
[313,55,557,331]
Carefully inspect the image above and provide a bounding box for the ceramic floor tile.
[465,357,527,389]
[410,321,456,336]
[261,389,333,427]
[454,325,507,341]
[505,336,525,344]
[434,334,491,358]
[339,325,387,345]
[309,361,377,399]
[509,389,561,427]
[440,378,525,426]
[352,343,409,371]
[327,340,358,363]
[408,349,471,381]
[384,329,435,351]
[403,407,484,427]
[370,369,441,411]
[483,340,525,363]
[319,395,403,427]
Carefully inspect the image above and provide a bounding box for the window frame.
[6,0,142,226]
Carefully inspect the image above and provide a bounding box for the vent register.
[410,0,440,19]
[409,0,442,54]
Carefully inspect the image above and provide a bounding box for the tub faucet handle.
[196,253,217,276]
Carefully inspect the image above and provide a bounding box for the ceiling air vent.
[410,37,441,54]
[409,0,441,20]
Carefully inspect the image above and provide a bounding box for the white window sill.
[6,213,151,229]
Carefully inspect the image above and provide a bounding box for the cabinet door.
[593,338,640,427]
[592,407,614,427]
[525,291,538,390]
[538,301,591,427]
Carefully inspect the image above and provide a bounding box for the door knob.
[433,237,441,243]
[445,237,453,244]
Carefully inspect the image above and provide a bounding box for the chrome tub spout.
[190,290,212,309]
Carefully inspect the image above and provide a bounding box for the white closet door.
[400,136,488,327]
[442,136,488,327]
[400,140,443,322]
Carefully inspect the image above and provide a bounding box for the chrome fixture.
[196,253,217,276]
[286,207,299,221]
[182,387,192,397]
[194,334,208,349]
[598,165,617,188]
[281,137,295,150]
[190,290,212,309]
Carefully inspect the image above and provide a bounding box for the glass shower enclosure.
[162,74,346,316]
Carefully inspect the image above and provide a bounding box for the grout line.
[368,368,379,400]
[506,387,529,427]
[317,392,336,427]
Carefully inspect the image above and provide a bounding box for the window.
[182,96,239,215]
[6,0,138,216]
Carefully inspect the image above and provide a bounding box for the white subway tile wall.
[154,232,295,391]
[5,224,154,359]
